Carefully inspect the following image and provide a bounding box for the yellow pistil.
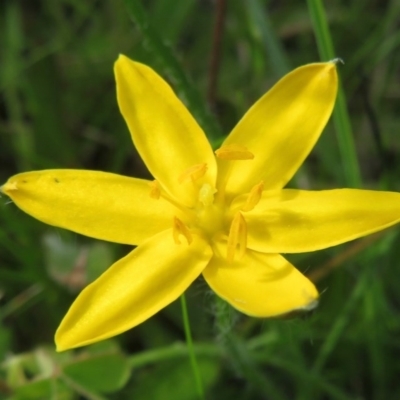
[215,144,254,160]
[241,181,264,212]
[198,183,217,206]
[227,212,247,262]
[173,216,193,245]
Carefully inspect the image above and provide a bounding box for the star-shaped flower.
[2,55,400,351]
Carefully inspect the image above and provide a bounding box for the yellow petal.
[115,55,217,205]
[218,62,338,197]
[203,245,318,317]
[1,170,176,245]
[242,189,400,253]
[56,230,212,351]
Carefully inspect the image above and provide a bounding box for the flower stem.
[307,0,362,188]
[180,293,204,400]
[213,296,285,398]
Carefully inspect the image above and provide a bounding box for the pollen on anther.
[227,212,247,262]
[178,163,208,184]
[173,217,193,245]
[215,144,254,160]
[149,180,161,199]
[242,181,264,212]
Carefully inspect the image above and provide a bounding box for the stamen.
[148,180,195,217]
[178,163,208,184]
[215,144,254,160]
[173,217,193,245]
[227,212,247,262]
[241,181,264,212]
[198,183,217,206]
[149,180,161,199]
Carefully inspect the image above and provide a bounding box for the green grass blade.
[180,294,204,400]
[307,0,362,187]
[123,0,222,141]
[246,0,291,77]
[2,1,34,171]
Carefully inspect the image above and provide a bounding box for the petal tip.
[115,53,129,69]
[55,331,84,352]
[55,331,71,352]
[297,298,319,312]
[55,340,68,353]
[55,325,82,352]
[297,282,319,312]
[55,344,66,353]
[330,57,344,66]
[1,180,18,194]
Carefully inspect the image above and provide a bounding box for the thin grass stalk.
[307,0,362,187]
[123,0,222,141]
[180,294,204,400]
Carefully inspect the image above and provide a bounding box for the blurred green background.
[1,0,400,399]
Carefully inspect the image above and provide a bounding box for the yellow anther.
[198,183,217,206]
[215,144,254,160]
[241,181,264,212]
[178,163,208,184]
[148,180,161,199]
[227,212,247,262]
[173,217,193,245]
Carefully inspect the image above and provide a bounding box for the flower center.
[148,170,225,245]
[149,144,262,262]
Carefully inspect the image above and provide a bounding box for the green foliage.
[63,351,130,395]
[1,0,400,399]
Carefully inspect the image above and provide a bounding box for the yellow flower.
[2,55,400,352]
